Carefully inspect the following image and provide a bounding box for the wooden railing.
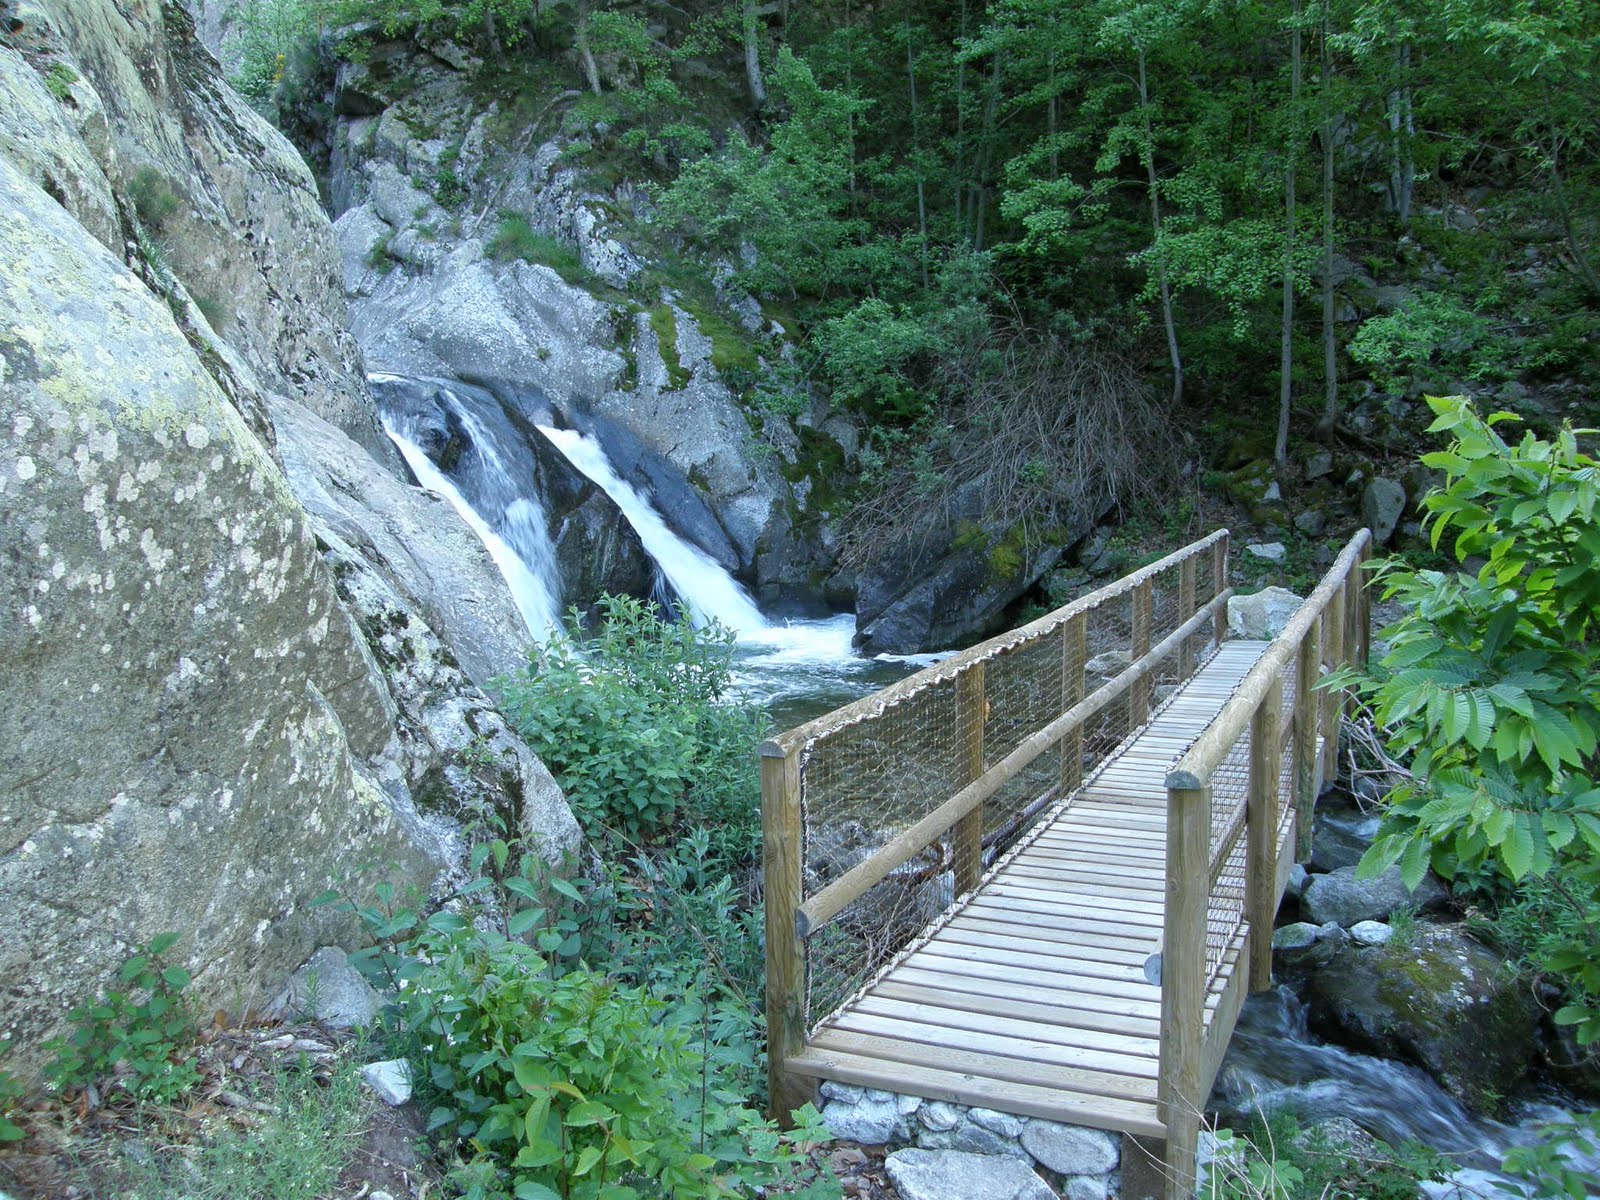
[1155,529,1372,1195]
[761,531,1233,1118]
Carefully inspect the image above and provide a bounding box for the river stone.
[1286,862,1309,897]
[885,1149,1056,1200]
[1362,477,1408,546]
[917,1102,963,1132]
[821,1093,905,1144]
[1272,922,1321,950]
[0,157,441,1069]
[1307,925,1538,1112]
[969,1108,1025,1137]
[361,1059,414,1106]
[1301,865,1448,926]
[1350,920,1395,946]
[1309,795,1383,872]
[1228,587,1305,639]
[1064,1178,1110,1200]
[1305,451,1334,480]
[1246,541,1288,563]
[274,947,384,1029]
[1019,1121,1118,1175]
[1293,509,1327,537]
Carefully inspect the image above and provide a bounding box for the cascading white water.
[536,424,770,636]
[385,428,562,639]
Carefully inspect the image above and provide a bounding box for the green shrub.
[486,214,592,285]
[128,165,181,228]
[648,304,693,390]
[1342,396,1600,1043]
[320,843,837,1200]
[43,933,200,1102]
[499,596,765,868]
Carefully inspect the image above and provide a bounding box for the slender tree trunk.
[1548,138,1600,297]
[974,49,1002,251]
[1319,4,1339,434]
[576,0,601,95]
[954,0,969,234]
[905,19,929,288]
[1276,0,1302,467]
[742,0,767,109]
[1387,43,1413,227]
[1138,47,1183,408]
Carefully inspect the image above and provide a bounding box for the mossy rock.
[1307,923,1537,1114]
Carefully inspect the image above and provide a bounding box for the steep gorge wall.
[0,0,580,1065]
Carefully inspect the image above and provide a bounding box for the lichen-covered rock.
[1306,924,1539,1112]
[1301,864,1449,927]
[2,0,396,467]
[0,157,440,1067]
[1227,586,1305,639]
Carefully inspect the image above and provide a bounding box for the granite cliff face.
[0,0,580,1067]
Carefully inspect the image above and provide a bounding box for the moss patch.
[649,304,691,391]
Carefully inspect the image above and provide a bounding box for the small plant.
[365,228,397,274]
[433,164,469,209]
[0,1043,26,1144]
[44,933,200,1102]
[1498,1111,1600,1200]
[128,165,181,228]
[44,61,79,103]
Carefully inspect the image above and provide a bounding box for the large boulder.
[1227,586,1305,640]
[1301,864,1449,926]
[0,157,439,1065]
[1361,477,1407,546]
[2,0,396,468]
[1307,925,1539,1112]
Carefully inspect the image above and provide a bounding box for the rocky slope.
[0,0,580,1068]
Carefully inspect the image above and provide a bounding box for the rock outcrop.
[0,2,583,1068]
[323,44,836,598]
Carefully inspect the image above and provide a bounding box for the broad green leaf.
[1500,814,1535,880]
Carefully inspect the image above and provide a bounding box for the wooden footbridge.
[761,529,1372,1198]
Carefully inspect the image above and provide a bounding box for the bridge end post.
[761,742,814,1123]
[1060,613,1087,795]
[1160,782,1210,1200]
[953,663,987,894]
[1247,676,1284,993]
[1318,581,1346,788]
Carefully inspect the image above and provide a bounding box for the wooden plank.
[939,920,1154,963]
[982,878,1167,914]
[960,897,1165,939]
[889,957,1163,1018]
[843,997,1159,1065]
[824,1016,1157,1085]
[914,941,1158,991]
[882,968,1161,1036]
[809,1028,1159,1102]
[874,980,1151,1034]
[785,1047,1165,1138]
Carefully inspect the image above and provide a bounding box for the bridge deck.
[787,640,1285,1138]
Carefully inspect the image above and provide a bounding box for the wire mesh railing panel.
[1205,727,1252,986]
[805,834,953,1029]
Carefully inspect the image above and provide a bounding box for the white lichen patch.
[14,455,35,481]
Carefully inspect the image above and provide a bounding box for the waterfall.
[536,424,770,637]
[385,427,562,639]
[372,374,564,640]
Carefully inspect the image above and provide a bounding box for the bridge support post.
[1160,783,1209,1200]
[1130,579,1153,725]
[1211,533,1229,653]
[761,742,814,1122]
[1247,676,1283,993]
[1177,558,1197,681]
[1061,613,1087,794]
[1318,583,1346,788]
[953,663,987,895]
[1294,620,1322,860]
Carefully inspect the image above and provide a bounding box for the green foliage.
[1349,291,1512,392]
[0,1044,25,1145]
[487,214,591,284]
[128,165,181,228]
[1498,1112,1600,1200]
[120,1058,370,1200]
[44,62,79,102]
[499,597,766,869]
[320,840,837,1200]
[1344,396,1600,1043]
[43,933,200,1102]
[1206,1111,1447,1200]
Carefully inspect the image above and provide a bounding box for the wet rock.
[1228,587,1305,640]
[1246,542,1288,563]
[1272,922,1321,950]
[1302,864,1448,927]
[1362,477,1408,546]
[1307,924,1538,1112]
[884,1149,1056,1200]
[1309,795,1383,872]
[1350,920,1395,947]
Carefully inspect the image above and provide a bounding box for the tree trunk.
[1387,43,1413,227]
[1318,5,1339,434]
[1276,0,1302,467]
[905,19,929,288]
[974,49,1002,251]
[1549,138,1600,298]
[1138,47,1183,408]
[954,0,969,233]
[576,0,601,96]
[743,0,767,109]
